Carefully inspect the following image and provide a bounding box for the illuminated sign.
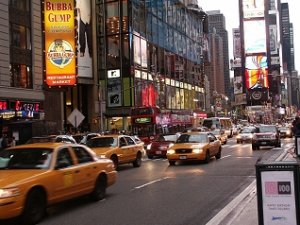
[245,68,269,89]
[107,69,120,79]
[135,117,152,123]
[0,101,7,110]
[244,20,267,54]
[44,0,76,86]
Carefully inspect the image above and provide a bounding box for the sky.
[198,0,299,72]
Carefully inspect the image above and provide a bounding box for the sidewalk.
[206,145,297,225]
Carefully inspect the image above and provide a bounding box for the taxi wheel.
[21,189,46,225]
[133,152,142,167]
[215,148,222,160]
[90,175,106,201]
[169,161,175,166]
[110,155,119,170]
[204,151,210,163]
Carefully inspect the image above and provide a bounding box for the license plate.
[179,155,187,160]
[156,151,162,154]
[261,142,266,145]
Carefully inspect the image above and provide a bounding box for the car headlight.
[236,135,241,139]
[0,188,20,199]
[192,149,203,154]
[168,143,174,149]
[286,130,291,135]
[147,143,152,150]
[167,149,175,154]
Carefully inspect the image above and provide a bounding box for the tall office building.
[206,10,231,100]
[206,29,225,97]
[281,3,298,108]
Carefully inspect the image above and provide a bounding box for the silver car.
[236,126,256,143]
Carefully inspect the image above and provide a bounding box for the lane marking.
[132,177,170,190]
[221,155,231,159]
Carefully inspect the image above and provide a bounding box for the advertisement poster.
[107,70,122,107]
[244,20,266,54]
[233,28,241,58]
[269,25,278,55]
[44,0,76,86]
[233,76,243,94]
[243,0,265,18]
[76,0,93,78]
[261,171,297,225]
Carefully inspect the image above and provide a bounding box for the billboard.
[76,0,93,78]
[233,28,241,58]
[44,0,76,86]
[269,24,278,55]
[244,20,267,54]
[245,68,269,89]
[242,0,265,18]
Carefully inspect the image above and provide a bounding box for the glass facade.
[96,0,207,125]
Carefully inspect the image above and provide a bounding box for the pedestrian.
[1,133,9,150]
[292,116,300,136]
[10,136,16,147]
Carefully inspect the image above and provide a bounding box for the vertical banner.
[75,0,93,78]
[107,70,122,107]
[44,0,76,86]
[233,28,241,58]
[269,25,278,55]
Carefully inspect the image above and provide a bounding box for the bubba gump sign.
[44,0,76,86]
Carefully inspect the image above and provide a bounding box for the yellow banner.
[44,0,76,86]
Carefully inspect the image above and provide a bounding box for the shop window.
[10,24,31,50]
[10,64,33,89]
[10,0,30,12]
[106,1,119,35]
[107,35,120,68]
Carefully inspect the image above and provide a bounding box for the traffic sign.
[68,108,85,128]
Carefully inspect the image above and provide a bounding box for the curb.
[206,144,295,225]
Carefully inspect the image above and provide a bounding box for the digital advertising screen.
[244,20,267,54]
[245,68,269,89]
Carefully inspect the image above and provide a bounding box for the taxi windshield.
[87,137,118,148]
[0,148,53,170]
[176,134,207,143]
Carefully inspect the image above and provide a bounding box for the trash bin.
[256,161,300,225]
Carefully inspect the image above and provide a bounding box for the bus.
[202,117,234,138]
[131,106,193,145]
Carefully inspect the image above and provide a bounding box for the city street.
[1,137,286,225]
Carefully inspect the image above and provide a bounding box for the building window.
[10,24,31,50]
[10,0,30,12]
[10,64,33,89]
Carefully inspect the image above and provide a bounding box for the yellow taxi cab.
[211,129,228,145]
[0,142,117,224]
[86,134,144,169]
[166,132,222,165]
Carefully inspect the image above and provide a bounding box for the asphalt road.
[3,137,294,225]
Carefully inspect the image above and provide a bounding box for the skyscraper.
[206,10,231,100]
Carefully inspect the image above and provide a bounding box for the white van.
[202,117,233,138]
